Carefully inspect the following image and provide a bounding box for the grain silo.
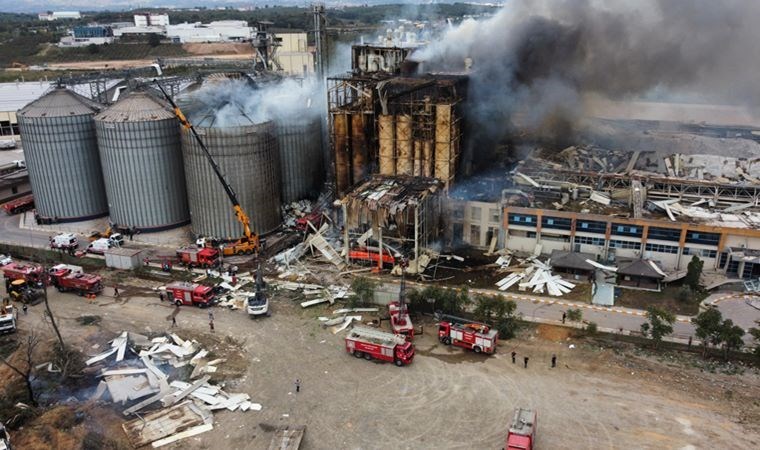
[180,106,282,239]
[276,117,324,203]
[94,91,190,231]
[17,87,108,222]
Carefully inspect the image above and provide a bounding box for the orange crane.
[156,82,259,257]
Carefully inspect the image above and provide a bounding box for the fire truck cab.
[506,408,537,450]
[176,247,219,268]
[2,262,46,284]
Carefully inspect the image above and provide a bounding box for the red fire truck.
[166,282,215,307]
[2,195,34,215]
[506,408,537,450]
[437,313,499,354]
[176,247,220,268]
[2,262,46,284]
[345,326,415,367]
[48,265,103,296]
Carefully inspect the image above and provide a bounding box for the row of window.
[645,243,679,254]
[0,120,19,137]
[575,236,605,246]
[609,239,641,250]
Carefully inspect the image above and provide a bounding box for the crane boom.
[155,82,255,242]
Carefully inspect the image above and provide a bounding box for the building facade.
[275,32,314,77]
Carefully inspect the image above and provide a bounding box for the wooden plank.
[268,425,306,450]
[122,401,204,447]
[151,423,213,448]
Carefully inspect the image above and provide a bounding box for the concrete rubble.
[84,330,259,448]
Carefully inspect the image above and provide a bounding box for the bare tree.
[42,281,65,351]
[0,331,41,407]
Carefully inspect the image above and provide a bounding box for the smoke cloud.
[414,0,760,151]
[180,78,324,128]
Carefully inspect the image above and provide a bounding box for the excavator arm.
[155,82,257,244]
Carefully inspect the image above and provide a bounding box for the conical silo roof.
[95,91,175,122]
[18,86,102,118]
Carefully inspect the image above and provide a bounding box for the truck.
[2,262,46,284]
[437,313,499,354]
[246,263,270,317]
[345,326,415,367]
[166,281,215,307]
[48,264,103,296]
[2,195,34,215]
[50,233,78,250]
[506,408,537,450]
[176,247,220,268]
[0,304,17,334]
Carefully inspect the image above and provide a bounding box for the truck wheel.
[175,300,182,307]
[442,337,452,345]
[364,352,372,361]
[354,351,363,359]
[473,346,482,354]
[394,359,404,367]
[57,286,64,292]
[236,249,244,256]
[245,249,253,255]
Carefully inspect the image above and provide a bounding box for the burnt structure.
[328,45,467,197]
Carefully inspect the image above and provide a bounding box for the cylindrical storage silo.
[181,122,282,239]
[17,87,108,221]
[94,92,189,231]
[276,117,324,203]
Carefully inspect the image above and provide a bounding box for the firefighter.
[523,356,529,369]
[159,292,165,302]
[209,320,215,332]
[551,354,557,368]
[171,316,177,327]
[113,286,119,298]
[22,304,28,315]
[562,312,567,324]
[511,351,516,364]
[295,379,301,393]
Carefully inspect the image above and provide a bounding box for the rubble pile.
[86,331,258,448]
[282,200,315,228]
[494,258,576,297]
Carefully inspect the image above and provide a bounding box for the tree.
[473,294,518,339]
[684,255,704,291]
[640,306,675,349]
[86,43,99,54]
[718,319,745,361]
[566,308,582,323]
[42,282,65,351]
[0,331,41,406]
[347,276,376,308]
[147,33,161,47]
[750,321,760,361]
[692,308,723,358]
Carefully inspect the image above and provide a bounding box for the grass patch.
[615,283,704,315]
[75,316,101,326]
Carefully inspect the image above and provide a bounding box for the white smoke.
[181,78,325,128]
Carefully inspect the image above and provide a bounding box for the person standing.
[171,316,177,327]
[511,351,516,364]
[114,286,119,298]
[22,304,28,315]
[159,292,165,302]
[208,310,214,321]
[209,320,215,332]
[562,312,567,324]
[295,379,301,393]
[551,354,557,368]
[524,356,529,369]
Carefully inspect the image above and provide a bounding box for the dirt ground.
[182,43,253,55]
[3,283,760,449]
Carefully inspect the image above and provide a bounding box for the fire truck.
[2,262,46,284]
[166,282,215,307]
[506,408,537,450]
[389,275,414,340]
[345,326,415,366]
[48,264,103,296]
[176,247,220,268]
[437,313,499,354]
[2,195,34,215]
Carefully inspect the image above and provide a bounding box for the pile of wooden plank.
[495,260,576,297]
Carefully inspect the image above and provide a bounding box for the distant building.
[113,26,167,38]
[134,14,170,27]
[166,21,253,43]
[38,11,81,21]
[59,25,114,47]
[275,31,314,77]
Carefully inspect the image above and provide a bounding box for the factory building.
[166,21,253,43]
[275,31,315,77]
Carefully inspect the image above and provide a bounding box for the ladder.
[349,326,406,345]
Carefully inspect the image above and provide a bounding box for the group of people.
[511,351,558,369]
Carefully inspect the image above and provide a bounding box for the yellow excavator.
[156,83,260,257]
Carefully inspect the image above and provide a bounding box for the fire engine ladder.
[350,326,406,345]
[437,313,489,329]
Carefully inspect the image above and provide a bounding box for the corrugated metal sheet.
[17,88,108,221]
[181,122,281,239]
[276,118,324,203]
[95,92,189,231]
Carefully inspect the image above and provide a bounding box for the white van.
[50,233,78,249]
[109,233,124,247]
[87,238,113,254]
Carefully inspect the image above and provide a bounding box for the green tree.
[692,308,723,358]
[684,255,704,291]
[640,306,675,349]
[147,33,161,47]
[585,322,598,334]
[473,294,518,339]
[86,43,99,54]
[750,321,760,361]
[566,308,583,323]
[718,319,745,361]
[347,276,376,308]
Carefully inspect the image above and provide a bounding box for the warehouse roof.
[550,250,596,271]
[0,81,53,112]
[95,91,175,122]
[618,259,665,279]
